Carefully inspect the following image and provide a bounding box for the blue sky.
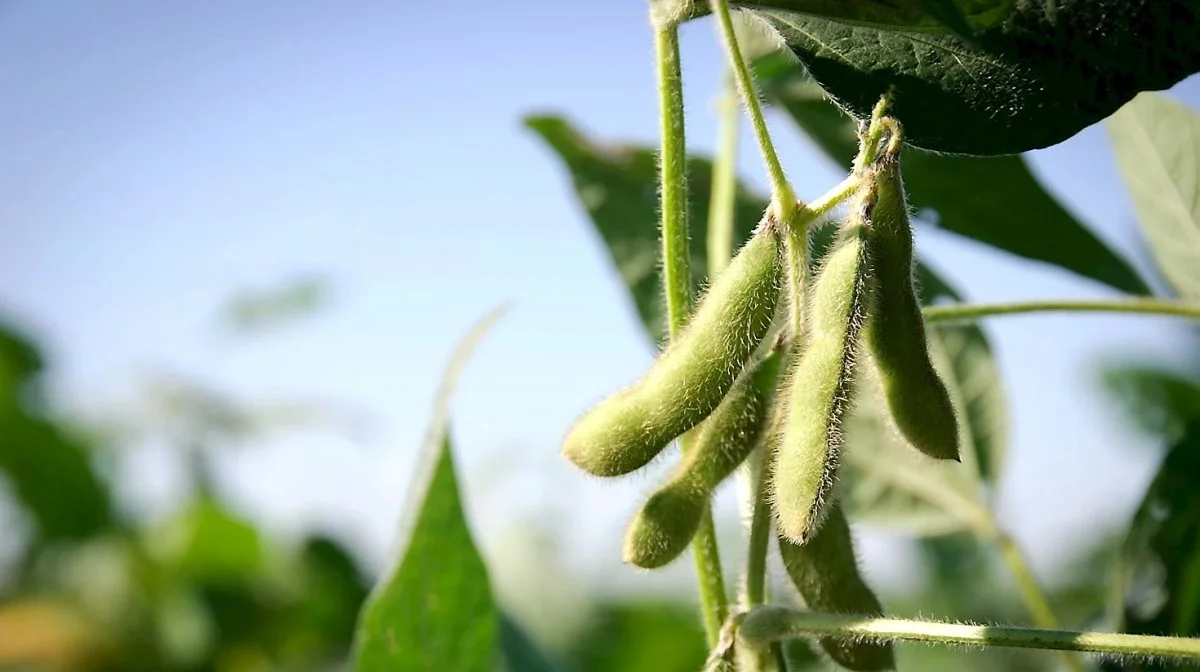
[2,1,1199,607]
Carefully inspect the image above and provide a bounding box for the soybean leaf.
[0,320,112,542]
[759,68,1150,295]
[683,0,1013,33]
[747,1,1200,155]
[524,115,767,344]
[352,307,507,672]
[1108,92,1200,300]
[1111,420,1200,654]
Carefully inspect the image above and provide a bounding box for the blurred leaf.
[523,115,767,344]
[499,612,563,672]
[219,273,330,335]
[352,306,508,672]
[0,321,112,542]
[746,1,1200,155]
[1102,364,1200,442]
[1107,92,1200,299]
[561,601,706,672]
[146,499,265,585]
[757,67,1150,295]
[1108,420,1200,670]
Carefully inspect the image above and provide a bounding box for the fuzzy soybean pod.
[778,503,895,671]
[771,210,872,546]
[865,151,961,462]
[561,223,784,477]
[622,349,784,569]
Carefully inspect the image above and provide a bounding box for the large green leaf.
[685,0,1014,33]
[758,67,1150,295]
[1110,420,1200,668]
[747,1,1200,155]
[1108,92,1200,300]
[352,307,507,672]
[524,115,768,344]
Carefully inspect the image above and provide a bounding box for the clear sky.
[2,1,1199,606]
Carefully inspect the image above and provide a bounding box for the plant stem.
[655,24,692,333]
[923,298,1200,324]
[710,0,796,218]
[991,530,1066,631]
[707,69,739,279]
[653,18,729,649]
[742,449,772,610]
[739,607,1200,660]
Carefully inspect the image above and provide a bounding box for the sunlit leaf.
[1108,93,1200,300]
[352,306,508,672]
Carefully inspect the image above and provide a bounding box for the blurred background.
[2,3,1199,671]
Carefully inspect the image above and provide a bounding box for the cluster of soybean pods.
[561,112,960,671]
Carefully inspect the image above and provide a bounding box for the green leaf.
[560,601,707,672]
[1107,92,1200,300]
[1114,420,1200,645]
[748,1,1200,155]
[0,320,112,542]
[686,0,1013,32]
[1102,364,1200,443]
[352,306,508,672]
[759,70,1150,295]
[145,499,265,585]
[523,115,768,344]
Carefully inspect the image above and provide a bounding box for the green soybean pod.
[623,349,784,568]
[778,503,895,671]
[771,210,872,546]
[562,223,784,477]
[865,142,961,462]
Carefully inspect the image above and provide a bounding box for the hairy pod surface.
[778,503,895,671]
[771,212,872,545]
[562,224,784,477]
[623,350,784,568]
[864,148,961,462]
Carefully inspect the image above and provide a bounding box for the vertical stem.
[656,24,692,332]
[707,69,740,280]
[710,0,796,218]
[654,19,729,649]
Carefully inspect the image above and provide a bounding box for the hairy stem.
[707,69,739,279]
[656,24,692,332]
[739,607,1200,660]
[923,298,1200,323]
[654,19,729,648]
[710,0,795,218]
